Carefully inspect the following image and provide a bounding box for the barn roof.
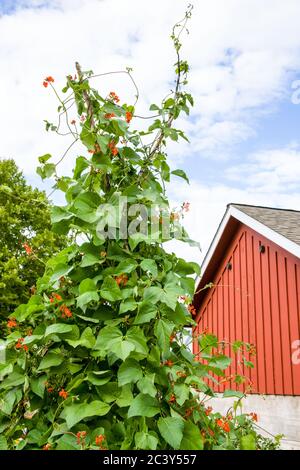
[230,203,300,246]
[194,203,300,309]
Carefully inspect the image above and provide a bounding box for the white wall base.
[207,394,300,450]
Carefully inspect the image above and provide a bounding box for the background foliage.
[0,159,66,319]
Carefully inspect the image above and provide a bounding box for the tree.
[0,159,66,318]
[0,8,279,450]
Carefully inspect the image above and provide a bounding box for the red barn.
[193,203,300,448]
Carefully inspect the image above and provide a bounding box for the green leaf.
[223,390,244,399]
[126,327,149,356]
[55,434,78,450]
[174,383,190,406]
[0,436,8,450]
[94,326,122,350]
[137,373,157,397]
[154,319,174,352]
[114,259,137,275]
[119,299,137,314]
[135,432,158,450]
[74,156,89,178]
[140,259,158,277]
[116,384,134,407]
[158,417,184,449]
[143,286,163,304]
[96,134,109,153]
[134,302,157,324]
[38,153,52,164]
[175,259,200,276]
[0,371,25,389]
[128,393,160,418]
[118,359,143,386]
[80,120,95,148]
[44,324,73,337]
[66,327,96,349]
[85,371,112,386]
[38,352,64,370]
[30,375,46,398]
[111,340,135,361]
[180,421,203,450]
[240,434,256,450]
[171,169,189,184]
[77,278,99,312]
[61,400,110,428]
[209,355,231,370]
[100,276,122,302]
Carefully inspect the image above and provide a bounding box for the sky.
[1,0,300,264]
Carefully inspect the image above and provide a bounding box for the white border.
[201,205,300,275]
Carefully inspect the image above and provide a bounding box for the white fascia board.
[201,206,300,276]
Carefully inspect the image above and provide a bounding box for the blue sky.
[1,0,300,262]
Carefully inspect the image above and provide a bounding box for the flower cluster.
[109,91,120,103]
[15,338,28,352]
[115,273,128,287]
[125,111,132,123]
[59,305,72,319]
[43,76,54,88]
[188,304,197,316]
[22,242,32,255]
[108,141,118,156]
[7,318,17,329]
[58,389,68,400]
[76,431,87,446]
[216,417,230,433]
[95,434,107,450]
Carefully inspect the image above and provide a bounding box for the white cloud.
[1,0,300,174]
[226,144,300,192]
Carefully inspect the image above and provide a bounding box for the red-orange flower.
[7,318,17,329]
[205,406,213,416]
[115,273,128,287]
[95,434,106,448]
[188,304,197,316]
[170,333,176,342]
[109,91,120,103]
[163,360,174,367]
[125,111,132,123]
[249,412,258,422]
[59,305,72,318]
[216,418,230,433]
[43,443,51,450]
[47,387,54,393]
[22,242,32,255]
[58,389,68,400]
[76,431,87,445]
[168,393,176,403]
[108,141,118,156]
[104,113,116,119]
[45,76,54,83]
[43,81,48,88]
[15,337,28,352]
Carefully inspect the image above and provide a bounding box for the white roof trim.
[201,205,300,275]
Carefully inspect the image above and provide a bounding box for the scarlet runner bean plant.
[0,7,280,450]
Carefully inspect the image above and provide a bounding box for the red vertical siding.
[195,224,300,396]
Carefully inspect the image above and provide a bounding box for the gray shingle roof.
[230,203,300,246]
